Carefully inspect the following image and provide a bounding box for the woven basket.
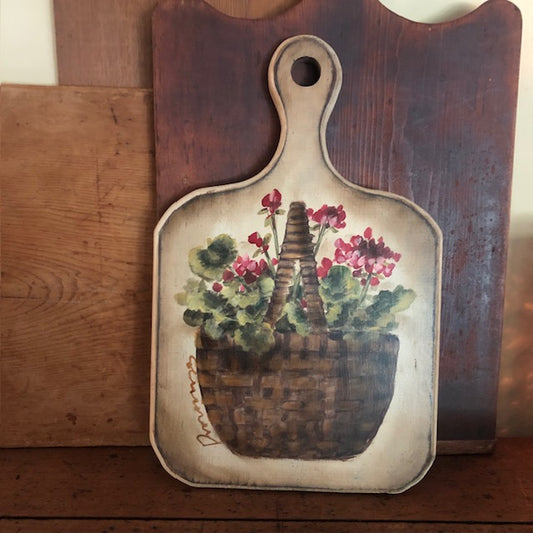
[195,202,399,460]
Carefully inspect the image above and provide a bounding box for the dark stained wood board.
[1,440,531,523]
[53,0,299,88]
[0,85,156,447]
[152,0,522,451]
[2,521,532,533]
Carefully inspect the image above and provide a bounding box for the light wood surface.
[1,85,156,446]
[0,439,531,526]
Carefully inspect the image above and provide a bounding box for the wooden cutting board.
[151,34,441,492]
[152,0,522,453]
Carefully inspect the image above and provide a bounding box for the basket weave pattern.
[197,331,398,459]
[195,201,399,459]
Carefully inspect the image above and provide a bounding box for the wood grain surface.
[1,439,531,522]
[0,85,156,447]
[2,520,531,533]
[153,0,521,449]
[53,0,299,88]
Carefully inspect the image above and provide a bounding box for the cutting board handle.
[268,35,342,162]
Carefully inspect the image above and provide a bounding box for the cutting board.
[151,34,441,492]
[152,0,522,453]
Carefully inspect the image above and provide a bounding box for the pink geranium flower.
[233,254,268,284]
[306,204,346,229]
[334,227,400,286]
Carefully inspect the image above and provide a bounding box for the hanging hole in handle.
[291,56,321,87]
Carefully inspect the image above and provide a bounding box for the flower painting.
[173,189,420,461]
[178,189,415,356]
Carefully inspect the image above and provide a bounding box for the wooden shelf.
[1,439,531,531]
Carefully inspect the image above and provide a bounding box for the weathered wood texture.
[153,0,521,447]
[1,440,531,523]
[0,85,156,447]
[2,520,532,533]
[53,0,299,88]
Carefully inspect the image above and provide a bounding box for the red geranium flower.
[261,189,282,216]
[306,204,346,229]
[317,257,333,279]
[222,269,234,282]
[334,227,400,286]
[248,231,263,247]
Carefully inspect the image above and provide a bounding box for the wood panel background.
[152,0,522,449]
[0,1,530,530]
[54,0,299,88]
[0,85,155,446]
[51,0,531,444]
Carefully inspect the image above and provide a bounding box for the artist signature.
[186,355,220,447]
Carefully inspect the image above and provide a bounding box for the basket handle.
[264,202,327,333]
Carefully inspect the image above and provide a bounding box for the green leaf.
[188,234,237,281]
[390,286,417,314]
[183,309,206,327]
[363,285,416,331]
[203,317,225,340]
[277,301,309,336]
[257,275,275,300]
[234,322,275,354]
[324,302,350,328]
[319,265,360,302]
[375,312,398,330]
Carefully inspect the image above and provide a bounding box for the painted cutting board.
[151,35,442,492]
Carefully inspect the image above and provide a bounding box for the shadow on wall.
[497,216,533,437]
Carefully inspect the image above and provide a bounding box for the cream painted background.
[0,0,531,224]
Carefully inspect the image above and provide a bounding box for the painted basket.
[196,330,398,459]
[195,201,399,460]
